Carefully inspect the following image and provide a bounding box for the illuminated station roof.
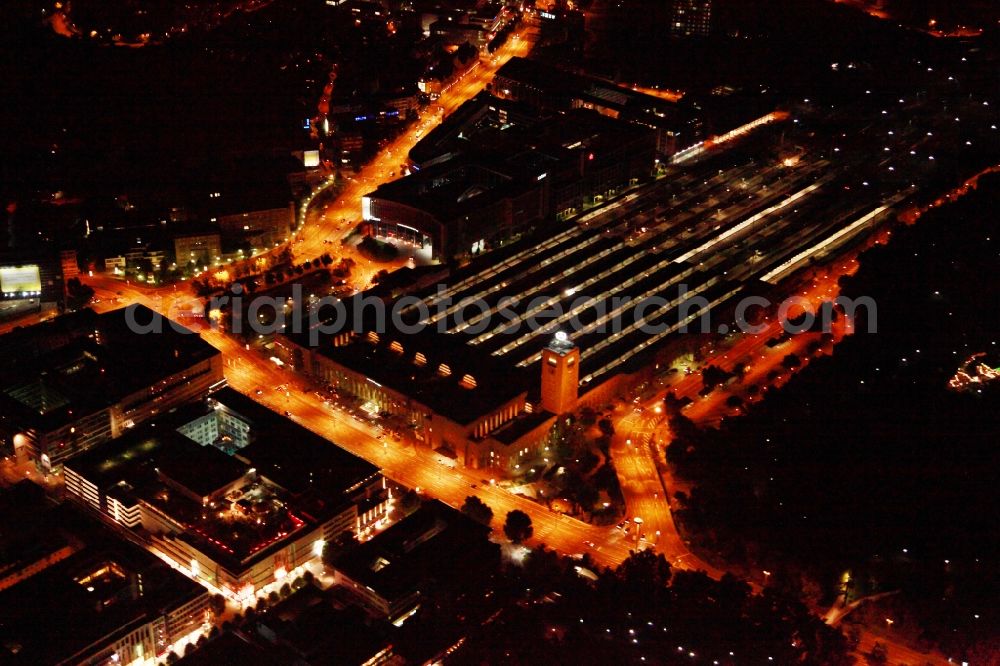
[298,137,885,422]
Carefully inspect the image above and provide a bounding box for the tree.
[733,362,748,382]
[503,510,533,543]
[844,625,861,650]
[461,495,494,525]
[782,353,801,370]
[865,641,888,665]
[615,549,673,612]
[65,277,95,309]
[279,582,292,598]
[209,593,226,616]
[397,489,421,515]
[702,364,731,389]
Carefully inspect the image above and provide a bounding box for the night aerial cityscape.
[1,0,998,663]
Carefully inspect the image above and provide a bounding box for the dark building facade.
[491,56,703,156]
[0,306,224,469]
[365,105,656,260]
[670,0,712,37]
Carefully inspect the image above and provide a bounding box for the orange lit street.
[6,0,998,661]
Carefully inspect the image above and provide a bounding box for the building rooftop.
[0,485,204,666]
[67,428,303,567]
[177,631,296,665]
[488,409,556,446]
[0,305,220,432]
[493,57,700,140]
[367,157,522,224]
[494,56,588,101]
[0,482,80,589]
[207,387,379,498]
[262,588,393,665]
[64,388,379,569]
[65,423,246,499]
[318,327,530,425]
[333,500,498,606]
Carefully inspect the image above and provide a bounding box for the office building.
[0,482,210,665]
[491,56,703,155]
[173,231,222,267]
[332,500,499,621]
[670,0,712,37]
[365,104,656,260]
[64,388,388,601]
[0,306,224,470]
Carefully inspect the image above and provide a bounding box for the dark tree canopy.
[503,509,533,543]
[461,495,494,525]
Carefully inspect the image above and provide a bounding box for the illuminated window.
[460,374,477,389]
[414,352,427,366]
[389,341,404,355]
[437,364,451,377]
[366,331,380,345]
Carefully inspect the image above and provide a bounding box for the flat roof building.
[331,500,499,621]
[174,231,222,268]
[670,0,712,37]
[0,482,210,665]
[492,56,703,156]
[288,139,872,476]
[63,388,387,602]
[0,305,224,470]
[365,106,656,260]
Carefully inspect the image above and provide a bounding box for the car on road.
[583,540,596,548]
[284,410,292,417]
[255,388,263,395]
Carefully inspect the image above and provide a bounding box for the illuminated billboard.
[303,150,320,168]
[0,265,42,296]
